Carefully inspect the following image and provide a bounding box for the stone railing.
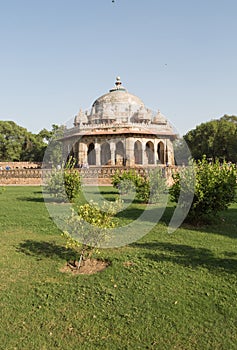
[0,161,42,170]
[0,166,175,186]
[78,166,174,185]
[0,169,50,185]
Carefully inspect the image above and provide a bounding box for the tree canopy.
[184,115,237,162]
[0,121,62,162]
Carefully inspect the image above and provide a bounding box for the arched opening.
[87,143,96,165]
[66,143,75,164]
[115,141,125,165]
[74,141,79,164]
[146,141,154,164]
[101,142,111,165]
[157,141,165,164]
[134,140,142,164]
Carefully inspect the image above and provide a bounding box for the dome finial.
[115,76,121,88]
[109,76,127,92]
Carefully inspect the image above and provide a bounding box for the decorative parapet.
[0,169,51,185]
[0,161,42,170]
[0,166,175,185]
[62,121,174,138]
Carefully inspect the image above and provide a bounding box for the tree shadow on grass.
[132,241,237,274]
[160,205,237,239]
[17,196,45,203]
[115,204,175,224]
[17,240,77,261]
[97,190,118,195]
[17,196,67,203]
[176,207,237,240]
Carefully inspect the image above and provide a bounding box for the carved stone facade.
[61,77,176,167]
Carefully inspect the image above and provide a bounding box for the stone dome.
[153,110,167,125]
[92,76,144,108]
[88,77,146,124]
[74,109,87,126]
[92,89,145,108]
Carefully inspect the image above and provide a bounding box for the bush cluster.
[45,159,81,202]
[170,157,237,222]
[111,168,167,204]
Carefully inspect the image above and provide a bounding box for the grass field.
[0,186,237,350]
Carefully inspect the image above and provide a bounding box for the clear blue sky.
[1,0,237,136]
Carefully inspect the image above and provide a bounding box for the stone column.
[78,142,87,166]
[154,140,159,165]
[166,139,174,166]
[110,142,116,166]
[143,142,148,165]
[125,137,134,166]
[95,142,101,166]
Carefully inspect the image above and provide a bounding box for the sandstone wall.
[0,166,174,186]
[0,161,42,170]
[0,169,44,185]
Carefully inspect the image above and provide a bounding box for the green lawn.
[0,186,237,350]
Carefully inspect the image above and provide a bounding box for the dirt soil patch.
[60,258,110,275]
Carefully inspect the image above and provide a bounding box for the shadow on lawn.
[116,205,175,224]
[17,196,67,203]
[132,241,237,274]
[17,240,76,261]
[17,196,45,203]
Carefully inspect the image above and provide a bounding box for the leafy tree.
[170,156,237,223]
[20,133,47,161]
[41,124,65,165]
[184,120,218,160]
[63,199,122,269]
[212,118,237,162]
[0,121,64,162]
[184,115,237,162]
[0,121,29,161]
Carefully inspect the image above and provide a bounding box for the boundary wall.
[0,166,174,186]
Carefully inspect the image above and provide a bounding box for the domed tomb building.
[62,77,176,167]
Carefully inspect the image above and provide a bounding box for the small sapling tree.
[63,198,122,269]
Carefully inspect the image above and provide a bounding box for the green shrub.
[45,158,81,202]
[63,199,122,268]
[170,157,237,222]
[0,187,5,195]
[111,169,136,195]
[111,168,167,204]
[148,168,167,204]
[111,169,149,202]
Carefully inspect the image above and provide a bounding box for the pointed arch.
[87,142,96,165]
[134,140,142,164]
[101,142,111,165]
[146,141,154,164]
[115,141,125,165]
[157,141,165,164]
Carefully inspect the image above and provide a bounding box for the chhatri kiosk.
[61,77,176,167]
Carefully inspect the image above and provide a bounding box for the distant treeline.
[0,121,63,162]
